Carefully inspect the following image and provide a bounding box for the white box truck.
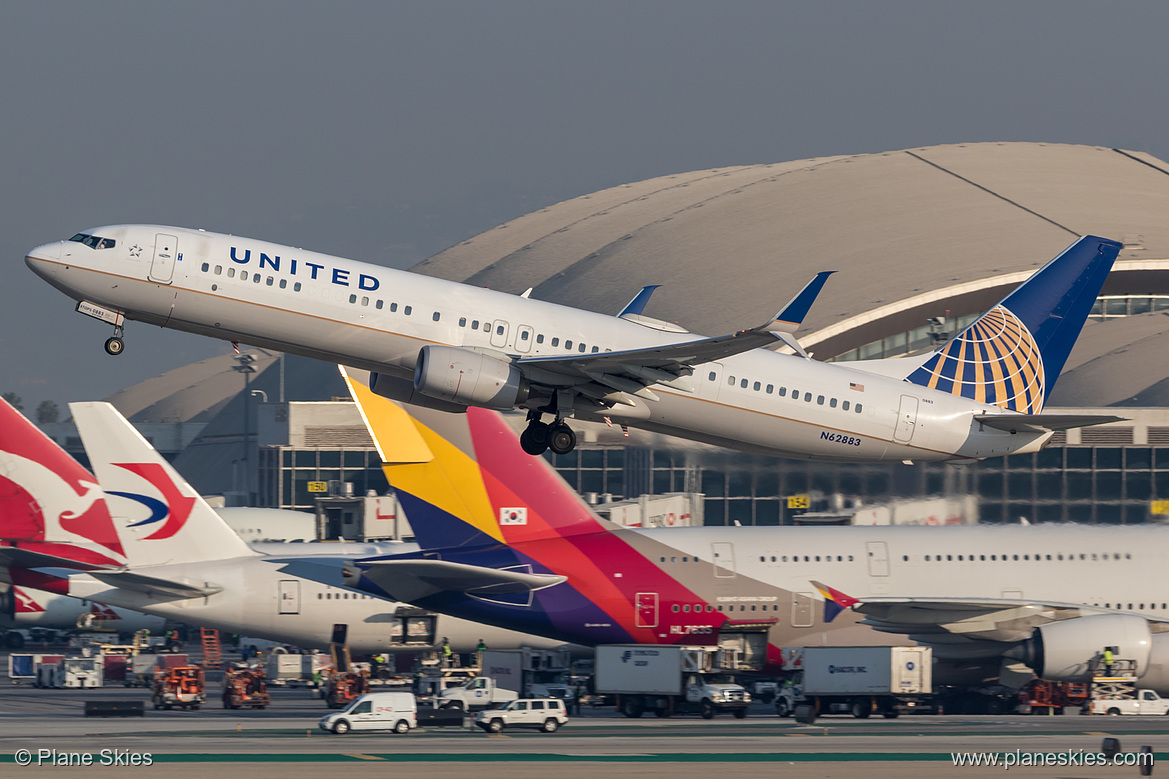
[776,646,932,721]
[594,645,750,719]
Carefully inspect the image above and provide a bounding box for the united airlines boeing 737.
[26,227,1120,460]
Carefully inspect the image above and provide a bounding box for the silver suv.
[474,698,569,733]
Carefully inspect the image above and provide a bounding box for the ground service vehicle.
[1090,689,1169,716]
[322,669,369,709]
[438,675,519,711]
[152,666,206,710]
[776,646,931,720]
[319,692,417,734]
[474,698,569,733]
[595,645,750,719]
[223,666,270,709]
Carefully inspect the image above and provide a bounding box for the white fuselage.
[631,522,1168,634]
[59,554,569,654]
[26,225,1045,461]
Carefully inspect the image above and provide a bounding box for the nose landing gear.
[520,413,577,456]
[104,324,126,356]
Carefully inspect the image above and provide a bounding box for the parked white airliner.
[340,381,1169,690]
[26,227,1120,459]
[0,397,570,655]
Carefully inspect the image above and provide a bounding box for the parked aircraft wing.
[815,577,1169,650]
[973,413,1127,434]
[0,546,118,572]
[350,558,566,603]
[88,570,223,599]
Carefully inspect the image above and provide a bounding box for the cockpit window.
[69,233,116,249]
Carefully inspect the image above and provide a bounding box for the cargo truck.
[775,646,932,721]
[594,645,751,719]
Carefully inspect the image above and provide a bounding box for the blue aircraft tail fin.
[904,236,1120,412]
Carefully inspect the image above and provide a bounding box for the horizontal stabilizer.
[89,570,222,599]
[973,414,1127,434]
[351,558,566,603]
[0,547,118,572]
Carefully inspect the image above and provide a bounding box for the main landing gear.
[104,324,126,356]
[520,412,577,456]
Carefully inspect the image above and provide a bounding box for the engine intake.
[1018,613,1151,681]
[413,345,528,410]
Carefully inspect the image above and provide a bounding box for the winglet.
[770,271,835,333]
[811,579,859,623]
[618,285,662,318]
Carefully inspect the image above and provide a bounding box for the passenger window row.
[717,372,862,414]
[669,603,781,613]
[760,554,855,563]
[202,262,301,292]
[917,551,1132,562]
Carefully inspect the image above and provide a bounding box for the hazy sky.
[4,1,1168,412]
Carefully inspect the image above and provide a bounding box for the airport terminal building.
[44,143,1169,527]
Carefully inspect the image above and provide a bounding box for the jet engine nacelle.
[1136,633,1169,691]
[368,371,474,414]
[413,345,529,410]
[1021,614,1152,681]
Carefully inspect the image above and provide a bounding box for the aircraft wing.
[973,414,1127,434]
[88,570,222,599]
[813,580,1169,654]
[516,272,835,400]
[351,559,566,603]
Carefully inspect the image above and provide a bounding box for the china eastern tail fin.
[69,402,258,567]
[0,397,124,568]
[904,235,1120,413]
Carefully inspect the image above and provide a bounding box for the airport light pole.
[233,353,257,506]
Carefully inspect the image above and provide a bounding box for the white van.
[319,692,417,734]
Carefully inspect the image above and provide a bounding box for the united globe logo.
[908,306,1045,414]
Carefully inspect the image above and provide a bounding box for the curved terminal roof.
[413,143,1169,359]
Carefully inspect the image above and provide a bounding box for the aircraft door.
[278,580,300,614]
[894,395,919,442]
[866,541,890,577]
[149,233,178,284]
[490,320,510,348]
[792,592,814,627]
[711,542,735,578]
[698,362,725,400]
[515,325,534,354]
[635,592,658,628]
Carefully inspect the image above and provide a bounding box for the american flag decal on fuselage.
[906,306,1044,414]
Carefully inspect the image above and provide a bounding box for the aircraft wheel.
[104,337,124,356]
[548,423,576,455]
[520,423,549,455]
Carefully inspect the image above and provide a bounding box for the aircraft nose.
[25,241,62,273]
[25,240,62,263]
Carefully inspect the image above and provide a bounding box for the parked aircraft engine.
[1018,614,1151,681]
[413,345,529,410]
[1135,633,1169,690]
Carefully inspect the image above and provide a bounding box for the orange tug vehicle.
[152,666,206,710]
[223,666,270,709]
